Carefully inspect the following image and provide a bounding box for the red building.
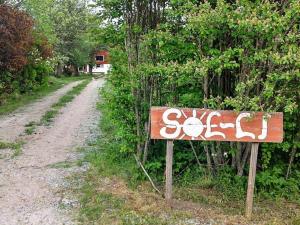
[95,49,109,65]
[81,49,111,74]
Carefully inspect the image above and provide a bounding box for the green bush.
[18,61,53,93]
[0,60,53,104]
[96,0,300,203]
[213,166,247,200]
[256,166,300,201]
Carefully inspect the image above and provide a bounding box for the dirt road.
[0,78,104,225]
[0,81,82,142]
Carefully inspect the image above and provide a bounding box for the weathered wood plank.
[151,107,283,143]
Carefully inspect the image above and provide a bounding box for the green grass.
[77,113,193,224]
[0,141,24,158]
[40,79,91,125]
[24,121,37,135]
[0,75,90,116]
[78,144,300,225]
[292,217,300,225]
[79,168,191,225]
[40,109,58,125]
[79,187,125,223]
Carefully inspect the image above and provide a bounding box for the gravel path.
[0,81,81,142]
[0,78,104,225]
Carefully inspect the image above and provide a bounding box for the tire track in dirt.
[0,78,104,225]
[0,81,81,142]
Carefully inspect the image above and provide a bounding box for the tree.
[22,0,58,45]
[50,0,92,75]
[0,3,53,102]
[21,0,97,76]
[0,4,34,71]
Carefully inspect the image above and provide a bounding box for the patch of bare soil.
[0,81,81,142]
[0,79,104,225]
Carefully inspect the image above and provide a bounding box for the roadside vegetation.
[78,0,300,224]
[0,0,98,114]
[78,109,300,225]
[95,0,300,200]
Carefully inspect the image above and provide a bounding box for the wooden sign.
[150,106,284,219]
[151,107,283,143]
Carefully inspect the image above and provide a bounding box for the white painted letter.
[236,113,255,139]
[205,111,226,139]
[160,108,182,139]
[258,115,270,140]
[220,123,235,129]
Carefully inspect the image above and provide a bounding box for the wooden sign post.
[150,107,283,217]
[245,142,259,219]
[165,140,174,205]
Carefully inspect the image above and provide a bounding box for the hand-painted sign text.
[150,107,283,143]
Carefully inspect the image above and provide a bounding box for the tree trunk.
[56,62,63,77]
[142,80,153,164]
[204,144,213,175]
[230,142,236,168]
[237,143,251,176]
[286,146,297,179]
[74,65,79,76]
[210,142,219,167]
[89,64,93,75]
[203,75,213,174]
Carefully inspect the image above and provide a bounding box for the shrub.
[0,4,34,72]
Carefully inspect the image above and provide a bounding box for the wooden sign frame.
[150,107,284,219]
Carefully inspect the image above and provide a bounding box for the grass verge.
[0,75,90,116]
